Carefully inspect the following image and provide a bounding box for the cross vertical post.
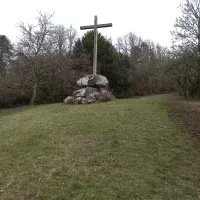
[80,16,112,76]
[93,16,98,76]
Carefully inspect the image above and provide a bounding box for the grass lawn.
[0,99,199,200]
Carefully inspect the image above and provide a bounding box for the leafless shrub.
[101,92,115,102]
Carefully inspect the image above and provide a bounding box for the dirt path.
[141,93,200,143]
[141,93,200,111]
[141,92,183,101]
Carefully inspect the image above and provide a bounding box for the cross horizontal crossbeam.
[80,23,112,30]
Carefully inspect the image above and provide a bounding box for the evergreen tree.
[74,31,132,97]
[0,35,13,75]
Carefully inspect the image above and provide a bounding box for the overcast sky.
[1,0,183,47]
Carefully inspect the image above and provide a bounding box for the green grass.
[0,99,199,200]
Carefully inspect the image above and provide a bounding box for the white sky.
[1,0,183,47]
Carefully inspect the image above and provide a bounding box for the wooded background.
[1,0,200,107]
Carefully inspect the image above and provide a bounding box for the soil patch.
[141,93,183,101]
[141,93,200,144]
[168,101,200,144]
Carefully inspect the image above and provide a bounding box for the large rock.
[74,97,82,104]
[73,88,87,97]
[85,87,98,98]
[81,98,88,104]
[86,96,96,104]
[77,75,109,87]
[63,96,75,104]
[73,87,98,98]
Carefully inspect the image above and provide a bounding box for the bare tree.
[17,12,55,104]
[172,0,200,53]
[116,32,172,95]
[171,0,200,97]
[116,32,142,56]
[66,25,78,54]
[52,24,78,55]
[52,25,68,55]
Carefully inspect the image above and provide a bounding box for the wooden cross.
[80,16,112,76]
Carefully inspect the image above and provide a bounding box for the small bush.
[101,92,115,102]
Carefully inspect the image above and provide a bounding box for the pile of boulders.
[63,75,114,104]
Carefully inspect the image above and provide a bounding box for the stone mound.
[63,74,114,105]
[63,87,113,104]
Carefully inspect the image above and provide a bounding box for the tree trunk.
[183,76,188,99]
[29,82,38,105]
[198,18,200,55]
[177,78,187,99]
[190,83,200,97]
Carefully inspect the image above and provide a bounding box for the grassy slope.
[0,100,199,200]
